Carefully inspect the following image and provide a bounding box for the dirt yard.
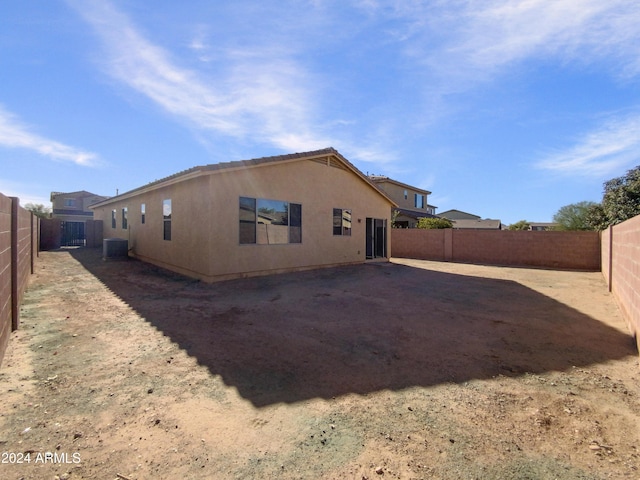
[0,248,639,480]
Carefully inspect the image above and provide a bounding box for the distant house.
[529,222,558,231]
[48,190,109,247]
[438,209,502,230]
[438,209,480,221]
[368,175,436,228]
[449,219,503,230]
[50,190,109,222]
[90,148,396,283]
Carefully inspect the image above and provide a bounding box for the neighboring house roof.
[90,148,397,208]
[451,219,502,229]
[438,209,481,220]
[50,190,107,202]
[393,207,438,220]
[368,175,432,196]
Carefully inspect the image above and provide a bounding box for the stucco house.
[438,209,480,221]
[529,222,558,231]
[438,209,502,230]
[50,190,109,222]
[448,218,503,230]
[367,175,436,228]
[90,148,396,282]
[48,190,110,246]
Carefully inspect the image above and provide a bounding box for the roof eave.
[89,148,398,209]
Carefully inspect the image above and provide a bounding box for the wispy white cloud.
[66,0,334,154]
[451,1,637,68]
[386,0,640,89]
[67,0,640,174]
[535,113,640,177]
[187,26,214,63]
[0,105,98,166]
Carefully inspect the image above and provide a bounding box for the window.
[163,199,171,241]
[122,207,128,229]
[289,203,302,243]
[239,197,256,244]
[111,209,116,229]
[239,197,301,244]
[414,194,424,209]
[141,203,146,224]
[333,208,352,236]
[64,198,75,207]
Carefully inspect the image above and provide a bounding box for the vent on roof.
[310,156,346,170]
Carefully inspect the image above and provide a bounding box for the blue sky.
[2,1,640,225]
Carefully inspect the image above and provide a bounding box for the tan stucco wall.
[93,159,392,282]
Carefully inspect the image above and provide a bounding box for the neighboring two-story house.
[367,175,437,228]
[48,190,110,246]
[50,190,110,222]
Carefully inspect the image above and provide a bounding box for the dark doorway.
[365,217,387,259]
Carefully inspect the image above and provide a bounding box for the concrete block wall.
[391,229,601,270]
[14,203,34,330]
[390,228,446,260]
[601,228,612,289]
[0,194,35,366]
[0,194,12,366]
[603,216,640,345]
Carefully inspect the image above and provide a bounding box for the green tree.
[24,203,51,218]
[600,165,640,226]
[416,217,453,229]
[391,209,401,228]
[508,220,530,231]
[585,203,608,231]
[552,201,599,231]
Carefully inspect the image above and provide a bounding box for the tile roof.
[89,148,396,208]
[368,175,432,195]
[451,219,502,229]
[438,209,481,220]
[50,190,108,202]
[393,207,438,219]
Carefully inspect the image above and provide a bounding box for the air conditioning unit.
[102,238,128,260]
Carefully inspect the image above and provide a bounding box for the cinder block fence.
[392,225,640,351]
[391,228,601,270]
[0,194,36,366]
[601,217,640,349]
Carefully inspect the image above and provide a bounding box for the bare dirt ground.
[1,248,639,480]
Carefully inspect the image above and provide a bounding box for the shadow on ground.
[69,248,636,407]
